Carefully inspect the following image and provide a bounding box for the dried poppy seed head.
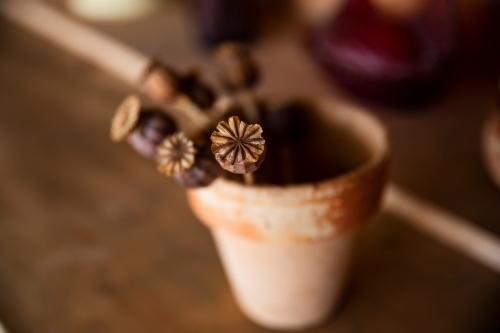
[179,72,216,110]
[157,132,197,177]
[110,94,142,142]
[173,157,220,188]
[142,64,179,103]
[215,43,259,91]
[126,111,178,159]
[127,130,157,159]
[140,111,178,144]
[211,116,266,174]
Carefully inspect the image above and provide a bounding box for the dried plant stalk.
[140,64,212,131]
[215,43,260,123]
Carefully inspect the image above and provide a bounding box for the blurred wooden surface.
[1,2,500,333]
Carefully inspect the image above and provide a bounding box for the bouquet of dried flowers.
[110,43,305,188]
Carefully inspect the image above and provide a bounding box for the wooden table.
[0,2,499,333]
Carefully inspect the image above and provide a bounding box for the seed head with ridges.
[211,116,266,174]
[110,94,142,142]
[157,132,197,177]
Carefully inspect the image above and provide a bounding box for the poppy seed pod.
[141,64,180,104]
[211,116,266,174]
[215,43,259,91]
[127,110,178,159]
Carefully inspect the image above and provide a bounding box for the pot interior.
[237,98,388,185]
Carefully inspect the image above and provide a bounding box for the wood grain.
[0,2,500,333]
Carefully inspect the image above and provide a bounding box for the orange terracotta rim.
[187,97,390,241]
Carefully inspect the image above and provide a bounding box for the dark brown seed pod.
[140,110,178,144]
[110,94,142,142]
[215,43,259,91]
[178,71,216,109]
[142,60,215,111]
[173,157,221,188]
[126,110,178,159]
[157,132,197,176]
[211,116,265,174]
[126,130,157,159]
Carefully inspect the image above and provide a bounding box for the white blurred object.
[294,0,346,25]
[66,0,161,21]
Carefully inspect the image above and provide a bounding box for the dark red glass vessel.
[312,0,460,106]
[193,0,258,47]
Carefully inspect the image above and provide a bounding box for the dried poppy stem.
[172,95,212,132]
[239,90,261,124]
[211,116,266,185]
[265,100,307,184]
[140,63,214,132]
[215,43,260,124]
[243,173,255,185]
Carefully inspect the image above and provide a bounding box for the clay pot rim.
[203,97,390,201]
[187,96,390,240]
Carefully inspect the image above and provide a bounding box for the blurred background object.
[66,0,162,21]
[456,0,500,77]
[311,0,460,107]
[369,0,433,20]
[293,0,346,25]
[192,0,259,47]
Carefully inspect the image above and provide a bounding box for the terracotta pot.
[187,98,390,330]
[482,112,500,188]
